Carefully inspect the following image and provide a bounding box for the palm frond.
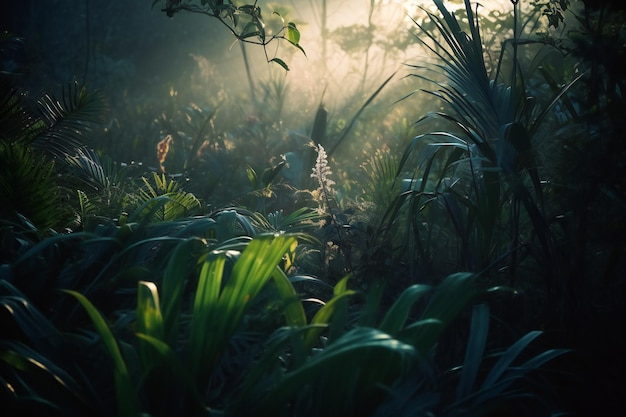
[0,142,68,231]
[0,78,38,144]
[34,81,108,158]
[408,0,516,146]
[131,173,201,223]
[64,147,111,191]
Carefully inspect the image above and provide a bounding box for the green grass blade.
[135,333,205,408]
[188,250,228,382]
[410,272,477,352]
[304,290,358,350]
[136,281,165,372]
[0,341,87,404]
[256,327,416,416]
[136,281,164,339]
[161,238,200,345]
[63,290,139,417]
[327,72,395,157]
[270,267,307,327]
[216,234,298,338]
[456,303,490,401]
[63,290,127,376]
[379,284,433,335]
[188,234,298,385]
[519,348,570,370]
[480,330,543,390]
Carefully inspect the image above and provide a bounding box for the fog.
[3,0,522,165]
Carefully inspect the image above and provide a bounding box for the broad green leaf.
[246,164,258,187]
[260,160,285,187]
[286,22,300,45]
[333,274,351,296]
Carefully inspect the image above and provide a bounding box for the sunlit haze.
[233,0,518,108]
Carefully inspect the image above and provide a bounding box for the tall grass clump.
[383,0,582,291]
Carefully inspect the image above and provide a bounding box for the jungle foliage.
[1,1,624,416]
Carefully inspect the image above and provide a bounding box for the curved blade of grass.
[455,303,490,401]
[216,234,298,340]
[136,281,165,373]
[480,330,542,390]
[135,333,205,408]
[188,250,229,382]
[327,72,395,157]
[304,289,358,350]
[519,348,570,370]
[256,327,416,416]
[0,341,87,404]
[189,234,298,385]
[410,272,477,352]
[270,266,307,327]
[161,238,200,345]
[470,347,570,406]
[397,318,443,346]
[379,284,433,335]
[0,282,59,350]
[63,290,139,417]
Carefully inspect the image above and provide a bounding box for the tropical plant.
[0,229,288,415]
[1,224,568,417]
[0,76,108,233]
[373,303,569,417]
[447,304,569,416]
[62,147,140,228]
[152,0,305,71]
[0,142,68,232]
[382,0,583,283]
[131,172,202,222]
[0,280,113,417]
[223,272,477,416]
[0,201,261,326]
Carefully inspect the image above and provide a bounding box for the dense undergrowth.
[1,1,624,416]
